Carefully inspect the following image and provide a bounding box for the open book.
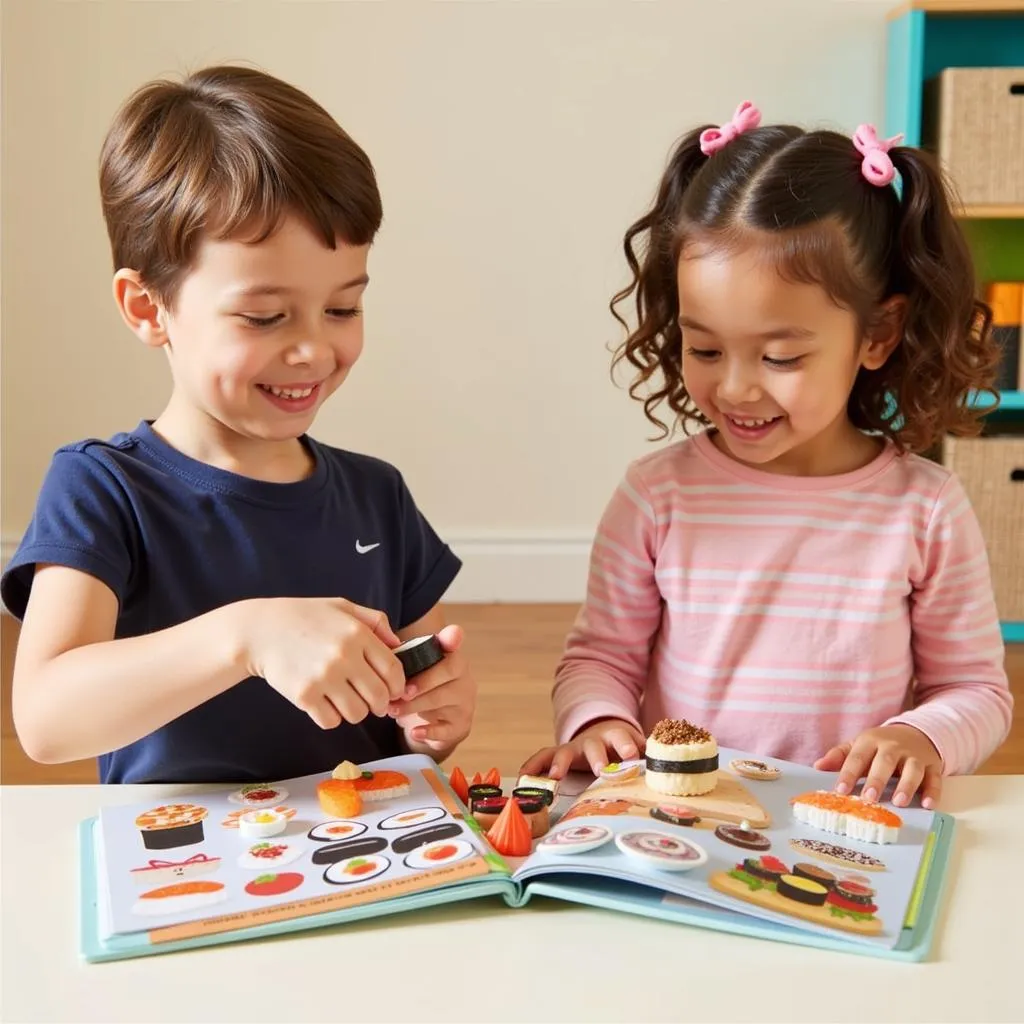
[79,748,954,963]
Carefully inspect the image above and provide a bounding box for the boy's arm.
[553,468,662,744]
[12,564,249,763]
[887,475,1014,774]
[13,565,405,765]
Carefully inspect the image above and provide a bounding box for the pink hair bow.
[699,101,762,156]
[852,124,903,186]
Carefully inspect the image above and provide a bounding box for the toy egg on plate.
[237,808,288,839]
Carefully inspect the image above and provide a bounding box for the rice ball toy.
[644,719,719,797]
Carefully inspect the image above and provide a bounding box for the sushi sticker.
[221,806,296,829]
[615,831,708,872]
[708,857,884,935]
[323,854,391,886]
[377,806,447,831]
[238,841,304,870]
[403,838,474,871]
[311,836,388,866]
[390,822,464,856]
[308,820,368,842]
[537,825,613,856]
[129,853,221,887]
[228,784,290,808]
[131,880,227,916]
[244,872,305,898]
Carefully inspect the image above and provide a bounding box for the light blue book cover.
[78,750,955,963]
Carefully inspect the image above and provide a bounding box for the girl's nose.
[717,366,762,405]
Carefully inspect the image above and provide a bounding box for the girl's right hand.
[519,718,645,780]
[236,597,409,729]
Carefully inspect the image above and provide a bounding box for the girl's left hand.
[814,724,943,809]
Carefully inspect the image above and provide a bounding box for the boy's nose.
[285,333,333,366]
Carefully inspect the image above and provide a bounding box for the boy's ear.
[112,270,169,348]
[860,295,907,370]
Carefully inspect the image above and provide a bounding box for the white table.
[2,776,1023,1023]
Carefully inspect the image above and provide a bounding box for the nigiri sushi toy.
[238,809,288,840]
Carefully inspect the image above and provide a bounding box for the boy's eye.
[327,308,361,320]
[238,313,284,328]
[763,355,804,368]
[685,347,720,361]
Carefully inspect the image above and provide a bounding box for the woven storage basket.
[922,67,1024,205]
[943,436,1024,621]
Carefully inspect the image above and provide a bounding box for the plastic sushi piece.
[483,767,501,787]
[448,766,470,804]
[471,772,483,786]
[487,794,533,857]
[317,779,363,819]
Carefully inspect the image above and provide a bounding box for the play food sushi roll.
[644,719,718,797]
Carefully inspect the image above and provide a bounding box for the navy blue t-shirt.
[1,422,461,784]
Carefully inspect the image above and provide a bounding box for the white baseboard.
[0,532,593,604]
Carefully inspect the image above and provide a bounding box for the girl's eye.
[685,347,720,361]
[327,308,361,320]
[764,355,804,369]
[238,314,284,328]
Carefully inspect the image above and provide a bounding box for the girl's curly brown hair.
[610,122,1001,453]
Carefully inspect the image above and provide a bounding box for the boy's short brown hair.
[99,64,382,305]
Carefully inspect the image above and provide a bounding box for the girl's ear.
[860,295,907,370]
[112,270,169,348]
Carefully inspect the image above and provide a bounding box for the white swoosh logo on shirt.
[355,541,381,554]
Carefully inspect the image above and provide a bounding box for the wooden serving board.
[583,770,771,828]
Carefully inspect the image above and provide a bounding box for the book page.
[95,754,504,943]
[511,747,936,950]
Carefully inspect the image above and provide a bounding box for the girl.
[522,102,1013,810]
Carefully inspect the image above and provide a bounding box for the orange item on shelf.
[471,772,483,786]
[483,767,501,787]
[316,779,363,819]
[448,766,469,804]
[487,794,533,857]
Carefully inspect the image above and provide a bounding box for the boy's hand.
[519,718,645,780]
[814,724,943,809]
[389,625,476,756]
[240,597,407,729]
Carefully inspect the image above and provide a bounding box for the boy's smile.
[122,215,370,481]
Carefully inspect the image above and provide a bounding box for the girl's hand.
[814,724,943,809]
[239,597,407,729]
[519,718,645,780]
[388,625,477,755]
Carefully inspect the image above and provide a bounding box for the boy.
[1,65,476,783]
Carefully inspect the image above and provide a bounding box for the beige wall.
[1,0,890,599]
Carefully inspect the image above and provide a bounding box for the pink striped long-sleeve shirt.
[554,432,1013,775]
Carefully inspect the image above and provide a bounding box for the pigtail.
[610,127,711,438]
[881,148,1000,451]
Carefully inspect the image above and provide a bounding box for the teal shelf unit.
[885,1,1024,643]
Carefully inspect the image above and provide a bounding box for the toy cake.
[644,719,719,797]
[790,791,902,845]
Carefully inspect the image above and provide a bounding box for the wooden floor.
[2,606,1022,784]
